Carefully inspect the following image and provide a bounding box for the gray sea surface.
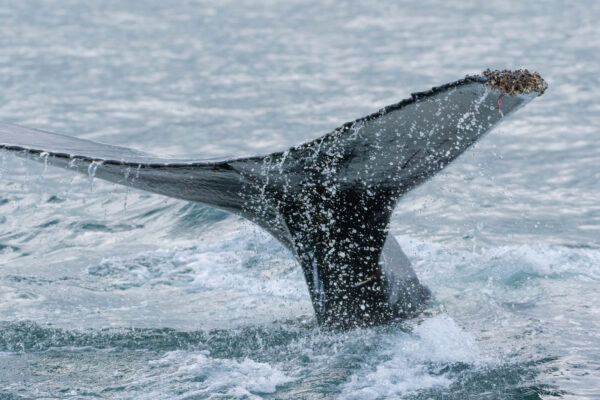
[0,1,599,399]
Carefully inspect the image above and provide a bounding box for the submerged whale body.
[0,70,546,328]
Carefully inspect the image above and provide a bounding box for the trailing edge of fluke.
[0,69,546,328]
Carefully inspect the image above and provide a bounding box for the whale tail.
[0,70,546,328]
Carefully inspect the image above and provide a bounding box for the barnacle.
[482,69,546,109]
[482,69,547,96]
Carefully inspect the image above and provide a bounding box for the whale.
[0,70,547,328]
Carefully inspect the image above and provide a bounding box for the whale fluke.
[0,70,546,328]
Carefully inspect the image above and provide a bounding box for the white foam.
[145,350,293,399]
[396,235,600,284]
[340,314,481,399]
[87,228,307,300]
[411,315,481,364]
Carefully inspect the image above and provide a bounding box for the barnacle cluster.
[482,69,547,96]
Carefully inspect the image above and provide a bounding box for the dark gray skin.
[0,75,544,328]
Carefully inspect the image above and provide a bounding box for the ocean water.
[0,1,599,399]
